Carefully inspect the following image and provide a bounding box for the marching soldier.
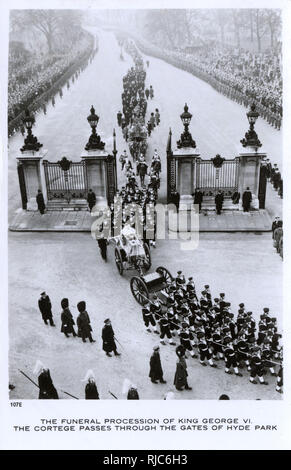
[179,323,197,358]
[160,312,176,346]
[142,301,159,334]
[76,301,95,343]
[197,332,217,367]
[60,298,77,338]
[224,338,243,376]
[249,346,268,385]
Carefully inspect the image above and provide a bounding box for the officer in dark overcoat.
[102,319,121,357]
[38,292,55,326]
[173,345,192,391]
[149,346,166,384]
[60,298,77,338]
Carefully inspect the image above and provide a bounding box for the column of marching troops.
[141,271,283,393]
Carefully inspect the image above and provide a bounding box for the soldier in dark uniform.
[38,292,55,326]
[137,157,148,186]
[60,298,77,338]
[215,190,224,215]
[197,332,217,367]
[87,189,96,212]
[179,323,197,358]
[160,312,176,346]
[149,346,166,384]
[193,188,203,213]
[36,189,46,214]
[242,187,252,212]
[276,365,283,393]
[142,301,159,334]
[174,345,192,391]
[171,189,180,211]
[224,338,243,376]
[249,347,268,385]
[76,301,95,343]
[102,318,120,357]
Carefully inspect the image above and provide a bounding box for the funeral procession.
[6,8,283,401]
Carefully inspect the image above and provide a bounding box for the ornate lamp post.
[240,103,262,149]
[85,105,105,151]
[177,103,196,148]
[20,109,43,152]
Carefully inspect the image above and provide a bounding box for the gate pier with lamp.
[17,106,117,212]
[167,103,268,214]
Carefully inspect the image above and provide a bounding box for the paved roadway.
[8,30,283,399]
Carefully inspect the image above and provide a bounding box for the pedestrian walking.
[145,88,150,100]
[215,190,224,215]
[171,189,180,211]
[149,346,166,384]
[102,318,121,357]
[242,187,252,212]
[76,301,95,343]
[149,112,155,129]
[36,189,45,214]
[87,189,96,212]
[38,292,55,326]
[149,85,154,99]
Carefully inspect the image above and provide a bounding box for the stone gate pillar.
[16,149,48,210]
[237,103,267,210]
[237,148,266,209]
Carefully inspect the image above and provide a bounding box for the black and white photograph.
[0,0,290,451]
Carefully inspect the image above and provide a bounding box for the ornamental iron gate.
[196,157,240,196]
[167,150,240,201]
[43,158,88,202]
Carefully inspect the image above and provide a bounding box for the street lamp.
[20,109,43,152]
[85,105,105,151]
[240,103,262,149]
[177,103,196,149]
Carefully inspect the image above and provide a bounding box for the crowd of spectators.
[133,36,282,130]
[8,31,96,135]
